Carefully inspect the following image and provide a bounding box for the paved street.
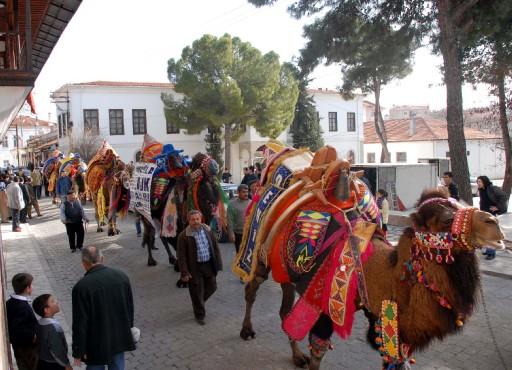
[4,198,512,370]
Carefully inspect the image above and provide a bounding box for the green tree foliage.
[299,8,419,162]
[462,2,512,196]
[248,0,494,203]
[289,69,324,151]
[162,34,299,169]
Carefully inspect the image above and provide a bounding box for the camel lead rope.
[479,285,508,370]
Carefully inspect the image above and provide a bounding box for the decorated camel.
[42,150,63,203]
[59,153,87,202]
[85,141,129,235]
[135,135,190,267]
[135,135,227,267]
[233,144,504,370]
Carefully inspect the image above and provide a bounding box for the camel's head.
[468,210,505,250]
[411,189,505,252]
[191,152,219,179]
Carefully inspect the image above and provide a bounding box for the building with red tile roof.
[363,117,505,179]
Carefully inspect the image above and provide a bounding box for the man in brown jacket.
[177,210,222,325]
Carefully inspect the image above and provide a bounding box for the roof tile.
[364,117,499,143]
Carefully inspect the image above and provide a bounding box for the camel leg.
[308,314,333,370]
[279,283,310,368]
[160,237,177,265]
[107,216,117,236]
[92,194,103,232]
[240,262,269,340]
[142,218,157,266]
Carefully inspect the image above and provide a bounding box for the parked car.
[221,182,238,199]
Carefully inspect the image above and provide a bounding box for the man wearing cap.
[60,190,89,253]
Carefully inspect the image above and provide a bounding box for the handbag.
[131,327,141,343]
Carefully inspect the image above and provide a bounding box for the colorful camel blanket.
[232,149,313,281]
[86,141,120,193]
[276,202,376,340]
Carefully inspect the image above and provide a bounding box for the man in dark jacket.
[442,171,459,200]
[72,246,135,369]
[60,191,89,252]
[19,177,30,223]
[178,210,223,325]
[6,272,38,370]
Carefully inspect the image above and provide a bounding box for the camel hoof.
[293,354,310,368]
[176,279,188,288]
[240,326,256,340]
[108,230,114,236]
[96,228,103,233]
[147,259,157,267]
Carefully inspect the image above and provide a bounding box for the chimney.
[409,115,416,136]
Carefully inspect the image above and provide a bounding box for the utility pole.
[16,121,20,167]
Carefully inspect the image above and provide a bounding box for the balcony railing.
[0,0,36,86]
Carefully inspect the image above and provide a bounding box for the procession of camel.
[45,136,505,370]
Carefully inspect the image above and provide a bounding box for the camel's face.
[470,210,505,250]
[424,205,455,233]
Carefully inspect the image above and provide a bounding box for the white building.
[52,82,365,183]
[0,116,54,168]
[363,117,505,179]
[307,88,365,162]
[389,105,430,119]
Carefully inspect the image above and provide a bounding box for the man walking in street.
[227,184,250,253]
[60,191,89,253]
[30,167,42,199]
[6,176,25,232]
[177,210,222,325]
[72,246,135,370]
[26,178,41,218]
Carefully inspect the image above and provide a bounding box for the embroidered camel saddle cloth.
[232,144,365,283]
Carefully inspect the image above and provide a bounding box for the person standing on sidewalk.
[477,175,509,260]
[30,167,42,200]
[6,273,38,370]
[19,177,30,224]
[72,246,136,370]
[177,210,223,325]
[0,174,10,223]
[227,184,250,253]
[6,176,25,232]
[60,191,89,253]
[32,294,72,370]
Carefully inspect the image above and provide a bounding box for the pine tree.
[249,0,494,202]
[162,34,299,170]
[290,75,324,151]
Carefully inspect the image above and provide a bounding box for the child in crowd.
[376,189,389,236]
[32,294,71,370]
[6,273,38,370]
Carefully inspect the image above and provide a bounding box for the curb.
[480,270,512,280]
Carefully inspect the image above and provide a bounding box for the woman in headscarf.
[477,175,509,260]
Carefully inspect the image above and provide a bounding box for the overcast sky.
[31,0,495,121]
